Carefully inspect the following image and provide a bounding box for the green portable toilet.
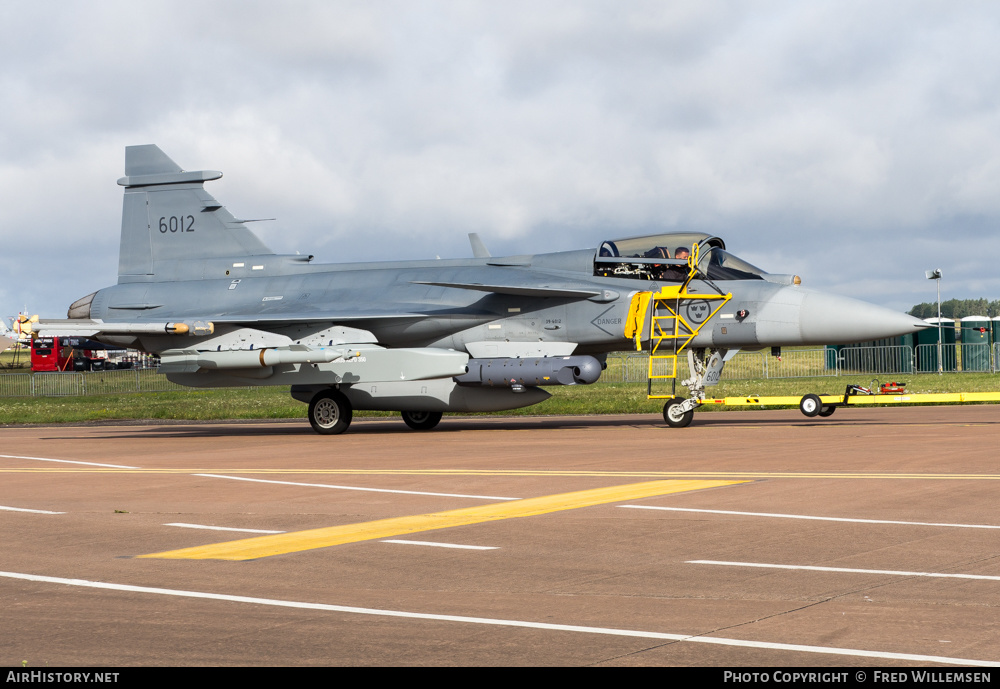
[960,316,991,371]
[825,344,841,373]
[833,335,914,374]
[994,317,1000,369]
[867,335,914,373]
[916,318,956,371]
[895,332,915,373]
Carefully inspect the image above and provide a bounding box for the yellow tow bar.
[701,389,1000,418]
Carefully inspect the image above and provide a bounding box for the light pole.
[926,269,943,374]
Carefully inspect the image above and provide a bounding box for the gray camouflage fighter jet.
[34,145,928,433]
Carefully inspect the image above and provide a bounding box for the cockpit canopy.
[598,232,723,260]
[595,232,765,282]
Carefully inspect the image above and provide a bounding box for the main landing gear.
[401,410,443,430]
[308,390,353,435]
[306,389,444,435]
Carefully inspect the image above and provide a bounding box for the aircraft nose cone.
[797,290,930,345]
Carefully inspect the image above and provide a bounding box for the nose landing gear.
[662,398,695,428]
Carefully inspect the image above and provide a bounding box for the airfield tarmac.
[2,406,999,667]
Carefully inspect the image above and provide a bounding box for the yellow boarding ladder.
[625,244,732,399]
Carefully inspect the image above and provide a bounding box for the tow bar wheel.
[799,394,822,417]
[663,398,694,428]
[309,390,353,435]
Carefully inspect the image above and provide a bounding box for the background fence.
[0,368,189,398]
[604,343,1000,383]
[4,343,1000,396]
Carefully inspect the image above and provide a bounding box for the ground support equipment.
[627,244,732,427]
[699,385,1000,419]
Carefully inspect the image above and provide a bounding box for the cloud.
[2,1,1000,317]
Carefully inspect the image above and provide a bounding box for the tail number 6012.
[159,216,195,233]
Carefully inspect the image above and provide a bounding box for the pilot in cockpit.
[644,246,670,280]
[654,246,690,282]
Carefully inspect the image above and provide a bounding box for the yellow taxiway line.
[140,479,740,561]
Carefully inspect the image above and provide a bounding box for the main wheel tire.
[308,390,353,435]
[799,394,822,417]
[662,398,694,428]
[818,405,836,417]
[401,410,443,431]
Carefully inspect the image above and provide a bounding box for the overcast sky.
[3,1,999,321]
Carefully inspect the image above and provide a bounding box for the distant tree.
[909,299,998,319]
[908,302,936,318]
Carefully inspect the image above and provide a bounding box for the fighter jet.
[0,320,15,353]
[33,145,927,433]
[1,314,34,353]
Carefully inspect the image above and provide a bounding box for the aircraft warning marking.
[589,305,623,337]
[140,479,741,561]
[0,569,994,667]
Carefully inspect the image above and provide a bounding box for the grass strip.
[3,373,1000,425]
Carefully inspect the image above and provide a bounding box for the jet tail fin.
[117,145,274,281]
[123,144,182,177]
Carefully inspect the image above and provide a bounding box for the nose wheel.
[663,398,695,428]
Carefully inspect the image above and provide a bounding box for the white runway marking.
[689,560,1000,581]
[622,505,1000,529]
[195,474,519,501]
[0,570,994,667]
[165,523,285,534]
[0,505,64,515]
[382,540,498,550]
[0,454,138,469]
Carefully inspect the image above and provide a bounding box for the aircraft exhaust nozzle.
[456,356,602,387]
[67,292,96,319]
